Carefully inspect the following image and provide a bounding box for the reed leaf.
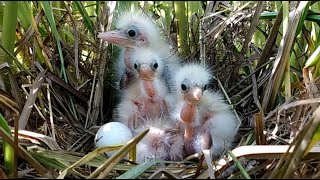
[1,1,18,66]
[187,1,202,17]
[40,1,67,82]
[116,1,134,12]
[261,10,319,24]
[188,1,202,54]
[303,125,320,157]
[262,1,309,112]
[0,113,14,175]
[29,7,53,71]
[29,147,138,171]
[0,45,33,77]
[154,2,172,37]
[283,1,291,101]
[304,43,320,68]
[17,1,32,30]
[0,1,18,175]
[73,1,95,37]
[57,145,122,179]
[0,3,4,31]
[255,7,283,73]
[85,1,96,18]
[116,160,157,179]
[227,150,251,179]
[311,22,319,47]
[295,1,311,37]
[52,1,66,42]
[18,70,47,130]
[260,12,278,20]
[306,14,320,24]
[174,1,189,58]
[241,1,265,54]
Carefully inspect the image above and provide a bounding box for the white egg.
[94,122,133,156]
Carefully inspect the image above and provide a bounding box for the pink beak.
[183,86,203,104]
[97,30,135,48]
[139,64,155,97]
[139,64,154,80]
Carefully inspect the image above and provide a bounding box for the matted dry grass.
[0,1,320,179]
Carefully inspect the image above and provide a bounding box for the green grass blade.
[95,1,100,17]
[0,1,18,173]
[306,14,320,24]
[116,1,134,12]
[174,1,190,58]
[73,1,95,37]
[283,1,291,100]
[259,11,278,20]
[0,113,14,175]
[1,1,18,66]
[262,1,309,111]
[17,1,32,30]
[52,1,66,42]
[261,10,320,24]
[40,1,68,82]
[295,1,311,37]
[227,150,251,179]
[57,145,123,179]
[0,3,5,31]
[85,1,96,17]
[303,124,320,157]
[116,160,157,179]
[0,44,33,77]
[304,43,320,68]
[31,151,68,170]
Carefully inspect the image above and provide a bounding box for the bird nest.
[0,1,320,179]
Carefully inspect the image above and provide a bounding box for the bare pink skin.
[179,86,203,155]
[128,98,165,130]
[180,103,196,155]
[133,97,167,124]
[199,120,212,150]
[98,29,150,89]
[124,49,134,71]
[127,63,169,129]
[98,31,136,89]
[136,121,184,163]
[142,81,155,97]
[127,110,138,130]
[128,97,168,129]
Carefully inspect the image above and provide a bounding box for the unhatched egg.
[94,122,133,156]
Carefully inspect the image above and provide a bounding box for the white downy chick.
[97,8,179,91]
[114,47,176,130]
[132,116,184,164]
[171,63,238,159]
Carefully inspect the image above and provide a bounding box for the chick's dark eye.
[128,29,136,37]
[134,63,138,69]
[153,63,158,69]
[203,84,208,91]
[181,84,187,91]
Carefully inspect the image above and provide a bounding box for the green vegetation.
[0,1,320,179]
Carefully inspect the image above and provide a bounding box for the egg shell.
[94,122,133,156]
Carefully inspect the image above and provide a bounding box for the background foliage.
[0,1,320,179]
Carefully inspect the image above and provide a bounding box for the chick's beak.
[139,64,155,80]
[139,64,156,97]
[184,86,203,104]
[193,88,202,101]
[98,30,135,48]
